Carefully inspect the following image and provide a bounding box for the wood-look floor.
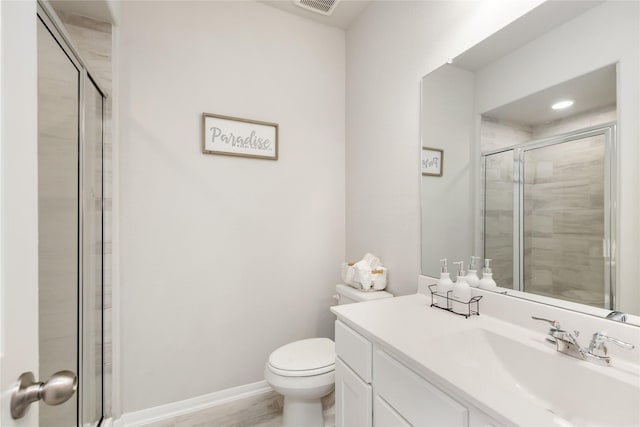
[144,390,335,427]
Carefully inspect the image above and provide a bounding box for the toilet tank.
[334,284,393,305]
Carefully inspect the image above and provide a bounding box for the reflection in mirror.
[420,1,640,321]
[481,65,616,311]
[483,150,514,288]
[483,122,615,308]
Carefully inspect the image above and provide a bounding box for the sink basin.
[429,329,640,426]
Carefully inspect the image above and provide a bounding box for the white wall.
[118,1,345,413]
[345,0,544,295]
[475,1,640,314]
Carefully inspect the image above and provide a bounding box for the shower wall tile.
[524,134,607,308]
[54,11,111,34]
[480,117,532,152]
[55,10,112,91]
[55,9,114,418]
[529,215,552,238]
[534,161,553,181]
[531,105,616,139]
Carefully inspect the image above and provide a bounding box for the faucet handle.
[532,316,566,345]
[531,316,563,331]
[590,332,635,352]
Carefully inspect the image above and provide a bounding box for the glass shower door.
[37,9,105,426]
[37,17,80,427]
[521,132,611,308]
[483,150,515,288]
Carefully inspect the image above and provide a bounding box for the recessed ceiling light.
[551,100,574,110]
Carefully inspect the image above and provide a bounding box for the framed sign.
[202,113,279,160]
[421,147,443,176]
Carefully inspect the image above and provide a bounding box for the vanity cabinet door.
[374,395,411,427]
[336,356,372,427]
[336,320,373,383]
[374,350,468,427]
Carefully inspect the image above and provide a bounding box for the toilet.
[264,284,393,427]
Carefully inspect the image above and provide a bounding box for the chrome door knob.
[10,370,77,419]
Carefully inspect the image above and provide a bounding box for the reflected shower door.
[483,150,514,288]
[522,134,608,308]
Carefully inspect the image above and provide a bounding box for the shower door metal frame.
[479,146,518,290]
[37,1,107,426]
[481,123,616,309]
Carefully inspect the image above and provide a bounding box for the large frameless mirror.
[420,1,639,323]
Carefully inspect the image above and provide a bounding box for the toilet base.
[263,340,335,427]
[283,396,324,427]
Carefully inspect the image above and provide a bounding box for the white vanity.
[330,292,640,427]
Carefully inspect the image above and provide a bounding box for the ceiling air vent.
[294,0,339,16]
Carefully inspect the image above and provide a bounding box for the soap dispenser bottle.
[479,259,497,290]
[466,256,481,288]
[452,261,472,309]
[436,259,454,309]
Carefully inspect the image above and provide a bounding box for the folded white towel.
[353,260,373,290]
[361,253,381,270]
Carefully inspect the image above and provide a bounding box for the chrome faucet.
[532,317,635,365]
[606,311,628,323]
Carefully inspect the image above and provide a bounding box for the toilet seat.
[267,362,335,377]
[267,338,335,377]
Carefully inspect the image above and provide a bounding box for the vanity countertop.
[331,294,640,427]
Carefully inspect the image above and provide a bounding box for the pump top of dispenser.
[469,256,481,271]
[453,261,466,277]
[440,258,449,273]
[483,259,493,274]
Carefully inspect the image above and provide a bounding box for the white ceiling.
[259,0,371,29]
[483,64,616,126]
[454,1,602,71]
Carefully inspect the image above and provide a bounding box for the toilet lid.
[268,338,335,376]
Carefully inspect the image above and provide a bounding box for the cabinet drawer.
[374,395,411,427]
[335,320,373,383]
[374,350,468,427]
[336,357,372,427]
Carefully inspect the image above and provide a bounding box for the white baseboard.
[113,380,272,427]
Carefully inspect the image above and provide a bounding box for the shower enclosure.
[482,124,616,310]
[37,3,105,425]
